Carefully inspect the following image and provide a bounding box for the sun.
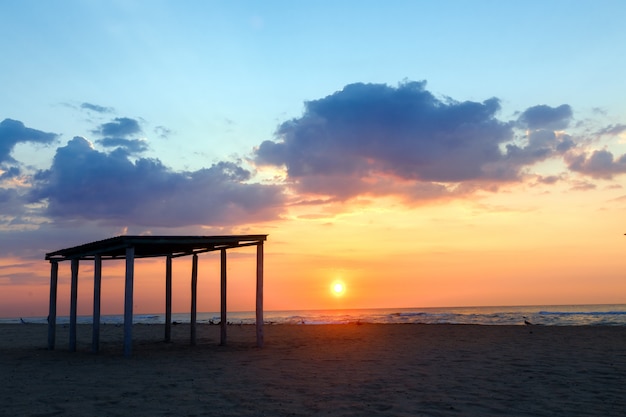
[331,280,346,297]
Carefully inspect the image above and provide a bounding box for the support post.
[256,242,264,348]
[190,253,198,346]
[165,255,172,342]
[47,261,59,350]
[92,254,102,353]
[69,258,79,352]
[220,249,227,346]
[123,246,135,357]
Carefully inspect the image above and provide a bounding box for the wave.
[4,305,626,326]
[538,311,626,316]
[392,312,429,317]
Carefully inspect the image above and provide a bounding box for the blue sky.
[2,1,626,315]
[4,1,625,171]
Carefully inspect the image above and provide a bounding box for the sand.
[1,323,625,416]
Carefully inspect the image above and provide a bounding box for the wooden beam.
[220,248,227,346]
[123,246,135,357]
[92,254,102,353]
[69,258,79,352]
[47,261,59,350]
[165,254,172,343]
[256,242,264,348]
[190,253,198,346]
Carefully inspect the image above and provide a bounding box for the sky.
[1,1,626,318]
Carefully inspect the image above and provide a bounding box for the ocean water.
[4,304,626,326]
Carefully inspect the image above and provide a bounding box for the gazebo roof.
[45,235,268,261]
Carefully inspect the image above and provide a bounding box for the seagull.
[523,316,533,326]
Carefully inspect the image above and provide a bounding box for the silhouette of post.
[190,253,198,345]
[256,242,264,348]
[69,259,79,352]
[123,246,135,357]
[220,249,227,345]
[165,254,172,342]
[92,254,102,352]
[47,261,59,350]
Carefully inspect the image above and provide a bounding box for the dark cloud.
[81,102,114,113]
[0,219,126,259]
[597,124,626,136]
[92,117,148,154]
[536,175,561,185]
[0,119,57,163]
[30,137,285,227]
[0,187,25,216]
[0,166,20,180]
[566,150,626,179]
[503,130,574,168]
[96,138,148,154]
[556,135,576,152]
[94,117,142,138]
[254,81,573,201]
[517,104,573,130]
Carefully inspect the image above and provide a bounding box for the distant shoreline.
[4,303,626,326]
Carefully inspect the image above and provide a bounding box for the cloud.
[254,81,574,201]
[0,119,57,163]
[96,138,148,154]
[503,130,574,169]
[29,137,285,227]
[80,102,114,114]
[0,187,25,216]
[0,219,126,259]
[535,175,562,185]
[566,149,626,179]
[0,166,20,180]
[154,125,172,139]
[94,117,142,138]
[92,117,149,154]
[517,104,573,130]
[597,124,626,137]
[569,179,597,191]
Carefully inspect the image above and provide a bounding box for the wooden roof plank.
[45,235,267,261]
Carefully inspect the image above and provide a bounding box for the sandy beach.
[1,323,625,416]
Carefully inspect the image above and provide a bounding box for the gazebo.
[44,235,267,356]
